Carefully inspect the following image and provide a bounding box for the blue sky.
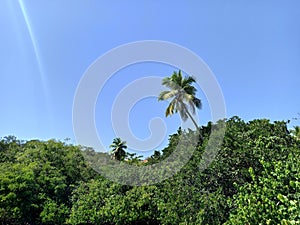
[1,1,299,156]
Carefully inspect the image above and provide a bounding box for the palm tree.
[158,70,202,131]
[110,137,127,161]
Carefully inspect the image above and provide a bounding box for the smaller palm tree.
[110,137,127,161]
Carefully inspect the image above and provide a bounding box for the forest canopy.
[0,117,299,224]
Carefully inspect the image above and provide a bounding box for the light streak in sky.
[17,0,48,96]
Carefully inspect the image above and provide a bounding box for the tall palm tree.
[158,70,202,131]
[110,137,127,161]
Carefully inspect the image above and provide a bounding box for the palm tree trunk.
[186,110,200,131]
[185,107,203,141]
[182,104,200,131]
[184,107,203,141]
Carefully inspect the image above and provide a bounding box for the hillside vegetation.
[0,117,299,224]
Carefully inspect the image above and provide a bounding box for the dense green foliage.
[0,117,299,224]
[0,138,95,224]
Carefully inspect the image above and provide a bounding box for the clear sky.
[1,1,299,156]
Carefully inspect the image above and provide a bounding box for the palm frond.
[158,90,177,101]
[171,70,182,86]
[161,77,176,89]
[193,97,202,109]
[178,102,188,121]
[183,85,197,95]
[182,76,196,87]
[165,101,175,117]
[188,100,196,114]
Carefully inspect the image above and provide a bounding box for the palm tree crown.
[158,70,202,130]
[110,137,127,161]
